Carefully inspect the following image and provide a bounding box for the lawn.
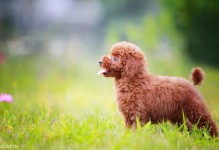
[0,54,219,150]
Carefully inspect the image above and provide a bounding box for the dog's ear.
[124,53,145,78]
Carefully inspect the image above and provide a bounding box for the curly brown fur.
[98,41,218,137]
[191,67,205,85]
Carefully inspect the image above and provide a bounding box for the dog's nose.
[99,60,102,66]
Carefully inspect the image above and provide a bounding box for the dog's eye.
[112,57,119,62]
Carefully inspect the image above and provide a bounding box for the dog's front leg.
[124,112,150,130]
[124,113,137,130]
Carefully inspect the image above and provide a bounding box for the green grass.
[0,55,219,150]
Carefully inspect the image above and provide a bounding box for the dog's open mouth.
[97,69,107,75]
[97,68,111,75]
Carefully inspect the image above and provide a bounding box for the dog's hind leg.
[169,113,192,131]
[183,99,218,137]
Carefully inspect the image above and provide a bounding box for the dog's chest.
[114,82,146,111]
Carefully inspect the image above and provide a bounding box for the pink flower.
[0,52,6,65]
[0,93,13,103]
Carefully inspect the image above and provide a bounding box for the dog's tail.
[191,67,205,86]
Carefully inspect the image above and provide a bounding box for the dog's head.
[98,41,147,78]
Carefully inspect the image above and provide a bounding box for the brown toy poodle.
[98,41,218,137]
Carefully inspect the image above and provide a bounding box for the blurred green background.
[0,0,219,149]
